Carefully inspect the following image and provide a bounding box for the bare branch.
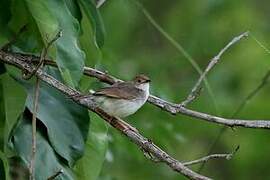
[183,146,239,167]
[25,31,62,180]
[199,69,270,172]
[180,31,249,107]
[22,30,62,80]
[28,49,43,180]
[0,51,211,180]
[4,51,270,129]
[29,83,38,179]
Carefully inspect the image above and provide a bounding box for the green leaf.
[0,151,10,180]
[0,63,6,75]
[74,114,108,180]
[0,0,12,48]
[1,72,26,154]
[0,75,5,151]
[8,0,27,31]
[24,0,86,87]
[14,68,90,166]
[65,0,82,22]
[78,0,105,48]
[79,9,102,67]
[9,110,74,180]
[8,0,43,53]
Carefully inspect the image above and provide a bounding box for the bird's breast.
[95,92,148,118]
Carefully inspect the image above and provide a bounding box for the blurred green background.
[93,0,270,179]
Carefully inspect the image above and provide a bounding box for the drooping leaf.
[13,68,90,166]
[78,0,105,48]
[9,110,74,180]
[74,114,108,180]
[79,10,102,67]
[8,0,43,54]
[65,0,82,22]
[8,0,28,32]
[24,0,85,87]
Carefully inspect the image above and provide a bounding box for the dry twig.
[183,146,239,167]
[180,31,249,107]
[28,31,62,180]
[199,70,270,172]
[4,51,270,129]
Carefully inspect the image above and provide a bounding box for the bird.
[92,74,151,118]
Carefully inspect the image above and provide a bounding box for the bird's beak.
[146,79,151,83]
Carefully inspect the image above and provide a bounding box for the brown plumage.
[93,74,150,100]
[93,82,144,100]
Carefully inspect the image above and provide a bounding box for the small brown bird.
[92,74,151,118]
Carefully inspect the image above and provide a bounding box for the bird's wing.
[93,84,142,100]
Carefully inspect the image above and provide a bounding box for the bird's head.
[132,74,151,91]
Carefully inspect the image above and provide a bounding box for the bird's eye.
[137,79,142,83]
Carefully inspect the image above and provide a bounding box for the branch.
[198,69,270,172]
[29,31,62,180]
[29,56,41,180]
[183,146,239,167]
[29,48,47,179]
[5,51,270,129]
[0,51,210,180]
[180,31,249,107]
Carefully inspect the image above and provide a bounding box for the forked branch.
[0,50,210,180]
[1,31,270,179]
[180,31,249,107]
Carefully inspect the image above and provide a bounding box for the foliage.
[0,0,107,179]
[1,0,270,180]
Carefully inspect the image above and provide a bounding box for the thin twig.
[23,30,62,80]
[29,49,44,180]
[198,69,270,172]
[131,0,220,115]
[29,81,39,180]
[47,169,63,180]
[0,50,210,180]
[183,146,239,167]
[181,31,249,107]
[28,31,62,180]
[3,52,270,129]
[232,70,270,117]
[2,49,270,179]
